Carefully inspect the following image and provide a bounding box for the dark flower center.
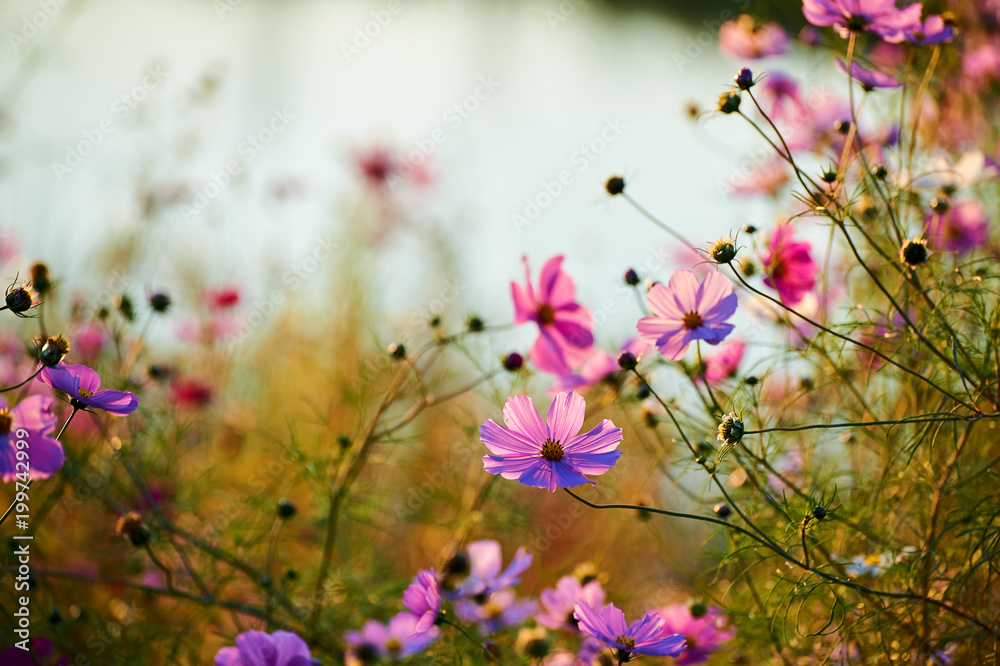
[0,409,11,435]
[384,638,402,655]
[536,303,556,325]
[682,311,704,329]
[615,635,636,650]
[541,438,564,462]
[846,15,867,31]
[901,241,928,267]
[565,611,580,629]
[355,644,378,663]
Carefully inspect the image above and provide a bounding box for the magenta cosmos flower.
[214,630,312,666]
[537,575,606,632]
[836,58,903,91]
[802,0,923,43]
[574,601,686,661]
[700,339,746,385]
[512,256,594,375]
[344,613,439,662]
[657,604,736,665]
[719,15,790,59]
[480,392,623,492]
[0,395,63,483]
[402,568,441,632]
[636,271,738,361]
[39,363,138,416]
[762,225,818,306]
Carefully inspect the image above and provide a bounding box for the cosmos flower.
[401,568,441,632]
[480,392,623,492]
[963,41,1000,83]
[548,339,650,396]
[72,323,107,363]
[802,0,923,43]
[699,340,746,385]
[925,198,989,253]
[0,395,64,483]
[455,589,538,635]
[39,363,139,416]
[762,224,818,306]
[836,58,902,91]
[636,271,738,361]
[442,539,533,599]
[214,630,312,666]
[512,256,595,375]
[730,157,790,197]
[656,604,736,665]
[344,613,439,662]
[574,601,686,660]
[719,15,790,59]
[903,14,954,44]
[201,285,241,311]
[537,575,607,632]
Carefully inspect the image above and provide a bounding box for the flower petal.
[546,391,586,444]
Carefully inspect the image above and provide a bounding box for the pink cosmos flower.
[700,339,746,385]
[836,58,903,90]
[214,630,312,666]
[637,271,738,361]
[762,225,818,306]
[802,0,923,43]
[656,604,736,665]
[0,395,64,483]
[719,15,790,59]
[39,363,139,416]
[512,256,594,375]
[549,339,650,396]
[730,156,790,197]
[201,285,241,311]
[169,378,214,409]
[72,323,107,362]
[344,613,439,662]
[964,41,1000,83]
[401,568,441,632]
[537,575,606,632]
[455,589,538,635]
[480,392,623,492]
[926,199,989,253]
[574,601,686,660]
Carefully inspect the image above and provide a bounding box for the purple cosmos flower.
[480,391,623,492]
[443,539,534,599]
[762,225,818,306]
[214,630,312,666]
[926,199,989,252]
[802,0,923,43]
[836,58,902,91]
[636,271,738,361]
[344,613,439,662]
[512,256,595,375]
[574,601,686,661]
[903,14,954,45]
[719,15,790,59]
[537,575,606,632]
[656,604,736,665]
[0,395,64,483]
[455,589,538,635]
[401,568,441,632]
[39,363,138,416]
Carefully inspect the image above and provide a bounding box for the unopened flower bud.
[387,342,406,360]
[277,499,296,518]
[605,175,625,196]
[812,506,827,520]
[115,512,150,547]
[717,91,741,114]
[689,601,708,618]
[114,294,135,322]
[502,352,524,371]
[5,284,35,316]
[617,351,637,370]
[39,335,70,368]
[734,67,754,90]
[717,412,745,446]
[710,236,737,264]
[714,503,732,519]
[623,268,640,286]
[29,263,51,296]
[466,315,485,332]
[148,291,172,314]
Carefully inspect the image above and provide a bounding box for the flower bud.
[39,335,70,368]
[148,291,172,314]
[714,503,732,519]
[623,268,640,286]
[717,91,741,114]
[899,237,930,269]
[502,352,524,371]
[466,315,485,332]
[812,506,827,520]
[114,294,135,322]
[278,499,296,518]
[5,284,36,316]
[717,412,745,446]
[604,175,625,196]
[29,263,51,296]
[710,236,737,264]
[115,512,150,547]
[734,67,754,90]
[387,342,406,360]
[617,351,637,370]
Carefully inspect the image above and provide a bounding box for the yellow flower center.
[540,438,564,462]
[385,638,402,655]
[0,408,11,435]
[78,388,94,398]
[615,635,636,650]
